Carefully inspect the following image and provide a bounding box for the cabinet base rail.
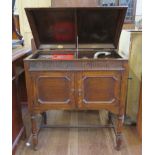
[41,124,114,128]
[26,112,123,151]
[26,124,115,150]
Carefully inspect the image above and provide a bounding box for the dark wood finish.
[78,71,121,110]
[12,0,23,44]
[12,48,31,104]
[24,7,128,151]
[12,47,31,154]
[12,15,21,40]
[12,78,23,144]
[31,38,37,53]
[24,57,128,150]
[31,72,75,108]
[31,115,38,150]
[25,7,127,50]
[12,48,31,62]
[12,15,23,42]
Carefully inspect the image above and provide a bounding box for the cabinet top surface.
[25,7,127,50]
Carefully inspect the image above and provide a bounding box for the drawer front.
[77,71,121,110]
[31,72,75,109]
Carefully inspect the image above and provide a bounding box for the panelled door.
[77,71,122,110]
[31,72,75,109]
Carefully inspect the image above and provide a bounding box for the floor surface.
[15,110,142,155]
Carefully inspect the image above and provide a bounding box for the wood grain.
[24,6,128,150]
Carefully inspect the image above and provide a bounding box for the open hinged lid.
[77,7,127,49]
[25,7,127,50]
[25,8,77,50]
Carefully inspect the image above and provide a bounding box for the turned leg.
[31,114,38,150]
[41,112,47,125]
[116,134,123,151]
[115,115,124,151]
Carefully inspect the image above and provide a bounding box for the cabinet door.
[32,72,75,109]
[77,71,121,110]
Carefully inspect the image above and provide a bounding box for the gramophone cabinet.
[24,6,128,150]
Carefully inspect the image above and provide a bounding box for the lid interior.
[26,8,76,49]
[25,7,127,49]
[77,8,123,48]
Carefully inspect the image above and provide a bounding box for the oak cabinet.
[28,71,122,110]
[24,7,128,151]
